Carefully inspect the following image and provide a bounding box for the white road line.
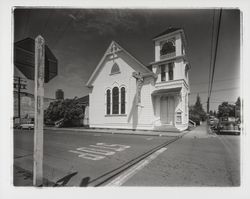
[96,143,131,149]
[77,147,116,156]
[68,143,131,160]
[146,137,153,140]
[106,147,168,186]
[68,150,105,160]
[90,144,130,152]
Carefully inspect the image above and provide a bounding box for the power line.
[208,9,215,98]
[191,76,240,86]
[190,86,239,95]
[208,9,222,98]
[207,9,222,113]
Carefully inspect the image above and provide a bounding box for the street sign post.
[33,36,45,186]
[14,37,58,83]
[14,36,58,186]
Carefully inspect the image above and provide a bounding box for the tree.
[189,94,207,124]
[217,102,235,118]
[209,110,214,116]
[44,98,85,127]
[235,97,241,119]
[235,97,240,106]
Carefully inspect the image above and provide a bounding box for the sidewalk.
[122,123,240,186]
[14,166,55,187]
[184,122,216,139]
[44,126,190,137]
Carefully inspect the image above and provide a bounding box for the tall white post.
[33,35,45,186]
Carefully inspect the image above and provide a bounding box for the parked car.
[20,123,34,130]
[208,117,219,129]
[20,118,34,130]
[216,117,240,135]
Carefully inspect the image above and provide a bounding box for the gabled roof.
[152,27,187,47]
[86,41,155,87]
[153,27,181,39]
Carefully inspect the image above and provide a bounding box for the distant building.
[86,27,190,132]
[13,91,55,119]
[55,89,64,100]
[13,67,55,119]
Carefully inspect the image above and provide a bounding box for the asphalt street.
[14,124,240,187]
[14,129,178,186]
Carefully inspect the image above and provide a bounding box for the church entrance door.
[160,96,175,125]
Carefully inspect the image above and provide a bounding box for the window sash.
[168,63,174,80]
[160,65,166,82]
[106,90,111,115]
[112,87,119,114]
[121,87,126,114]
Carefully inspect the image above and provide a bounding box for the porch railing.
[189,119,196,127]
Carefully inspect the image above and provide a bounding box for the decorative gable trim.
[176,108,183,113]
[86,41,155,87]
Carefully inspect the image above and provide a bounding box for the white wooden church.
[86,27,190,132]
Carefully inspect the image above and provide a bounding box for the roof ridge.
[86,40,154,87]
[153,27,182,39]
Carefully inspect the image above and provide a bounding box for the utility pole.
[18,77,21,118]
[14,76,27,119]
[33,35,45,186]
[207,9,222,115]
[207,97,210,114]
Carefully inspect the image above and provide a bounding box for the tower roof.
[153,27,181,39]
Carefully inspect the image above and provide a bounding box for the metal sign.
[14,37,58,83]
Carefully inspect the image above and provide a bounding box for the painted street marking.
[77,147,115,156]
[90,143,131,152]
[69,150,105,160]
[146,137,153,140]
[69,143,131,161]
[106,147,168,186]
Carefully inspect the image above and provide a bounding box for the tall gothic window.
[168,63,174,80]
[110,63,120,75]
[106,89,111,115]
[120,87,126,114]
[112,87,119,114]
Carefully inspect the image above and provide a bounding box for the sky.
[14,8,241,111]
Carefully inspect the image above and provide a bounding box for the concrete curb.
[44,127,190,137]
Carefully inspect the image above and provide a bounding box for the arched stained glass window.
[120,87,126,114]
[112,87,119,114]
[160,41,175,56]
[111,63,120,74]
[106,89,111,115]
